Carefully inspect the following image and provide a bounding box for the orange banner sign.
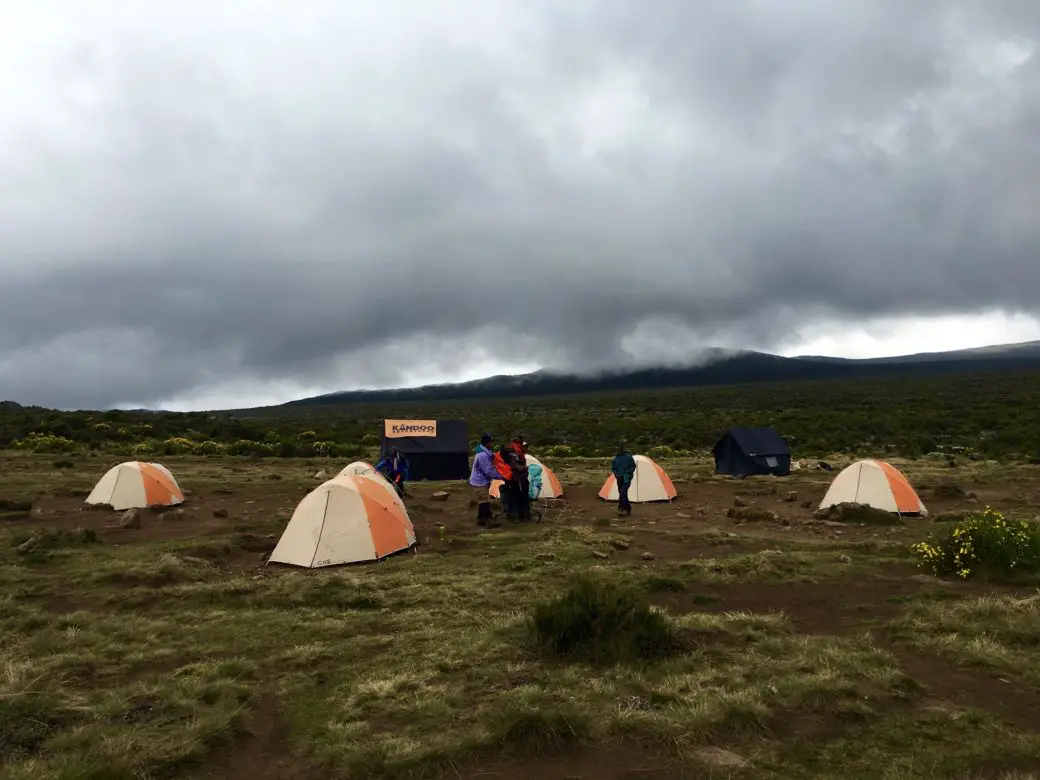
[384,419,438,438]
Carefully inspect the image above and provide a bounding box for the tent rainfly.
[598,454,677,503]
[818,459,928,516]
[381,419,470,481]
[338,461,379,479]
[269,474,416,568]
[85,461,184,510]
[489,453,565,499]
[713,427,791,478]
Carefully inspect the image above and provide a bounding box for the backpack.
[527,463,543,500]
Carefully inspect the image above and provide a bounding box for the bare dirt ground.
[4,454,1040,779]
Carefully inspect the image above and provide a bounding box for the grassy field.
[2,451,1040,779]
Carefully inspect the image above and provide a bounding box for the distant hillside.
[274,341,1040,410]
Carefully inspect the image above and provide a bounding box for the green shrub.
[192,440,226,456]
[541,445,573,458]
[227,439,274,457]
[12,433,78,454]
[160,437,195,455]
[648,444,691,459]
[528,576,681,663]
[914,507,1040,580]
[645,575,686,593]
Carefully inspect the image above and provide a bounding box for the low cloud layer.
[2,1,1039,409]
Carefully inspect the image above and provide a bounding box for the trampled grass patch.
[889,593,1040,689]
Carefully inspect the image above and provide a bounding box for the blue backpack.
[527,463,543,500]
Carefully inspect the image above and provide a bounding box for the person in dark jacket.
[510,438,531,522]
[494,438,529,522]
[469,433,502,526]
[611,445,636,516]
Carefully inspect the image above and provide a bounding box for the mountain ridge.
[273,340,1040,410]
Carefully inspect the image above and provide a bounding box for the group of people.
[377,435,639,525]
[469,433,537,526]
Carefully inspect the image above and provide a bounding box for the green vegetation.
[4,369,1040,458]
[913,507,1040,581]
[527,576,682,663]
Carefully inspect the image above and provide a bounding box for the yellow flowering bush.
[914,507,1040,579]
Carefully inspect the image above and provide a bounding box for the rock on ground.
[694,748,749,769]
[120,508,142,529]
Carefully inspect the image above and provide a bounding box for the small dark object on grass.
[51,459,75,469]
[12,527,100,557]
[645,575,686,593]
[933,484,966,499]
[528,576,681,663]
[0,499,32,513]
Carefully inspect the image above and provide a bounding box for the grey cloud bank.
[1,1,1038,410]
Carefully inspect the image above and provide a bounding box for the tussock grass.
[527,576,682,663]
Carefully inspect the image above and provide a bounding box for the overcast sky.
[2,1,1039,411]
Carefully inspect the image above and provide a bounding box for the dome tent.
[85,461,184,511]
[598,454,677,503]
[338,461,378,479]
[489,453,564,500]
[818,459,928,516]
[269,474,416,568]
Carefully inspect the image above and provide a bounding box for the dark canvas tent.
[713,427,791,478]
[380,419,470,481]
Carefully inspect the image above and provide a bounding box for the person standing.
[469,433,502,527]
[493,444,517,520]
[510,437,531,522]
[611,444,636,517]
[376,447,409,498]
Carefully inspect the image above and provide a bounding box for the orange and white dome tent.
[598,454,677,503]
[489,453,564,500]
[269,474,416,568]
[338,461,378,479]
[85,461,184,511]
[818,459,928,515]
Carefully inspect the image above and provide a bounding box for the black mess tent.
[381,419,470,482]
[713,426,791,478]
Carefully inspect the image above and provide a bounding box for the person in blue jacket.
[611,444,636,516]
[376,447,409,497]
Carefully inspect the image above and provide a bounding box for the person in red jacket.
[493,445,516,519]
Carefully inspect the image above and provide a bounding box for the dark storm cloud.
[1,1,1039,409]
